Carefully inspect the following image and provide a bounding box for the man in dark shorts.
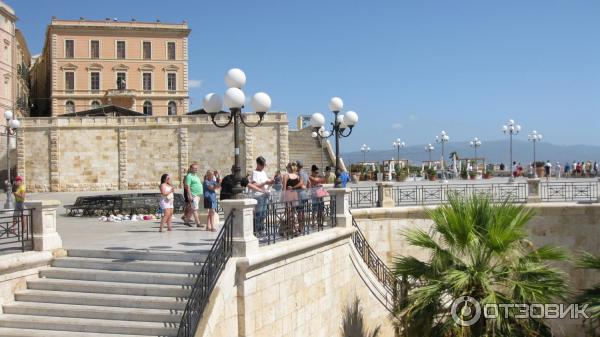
[220,165,248,201]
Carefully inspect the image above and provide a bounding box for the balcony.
[105,89,136,97]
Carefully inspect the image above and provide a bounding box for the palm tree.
[340,297,381,337]
[448,151,459,161]
[576,252,600,336]
[393,194,568,337]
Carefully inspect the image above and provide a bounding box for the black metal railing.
[0,208,34,254]
[177,211,234,337]
[349,186,379,208]
[540,182,598,202]
[253,189,336,245]
[351,217,404,313]
[389,183,528,206]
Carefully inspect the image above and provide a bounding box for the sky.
[7,0,600,151]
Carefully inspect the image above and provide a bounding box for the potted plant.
[469,171,477,180]
[460,165,468,180]
[395,166,408,182]
[535,161,545,178]
[426,167,437,181]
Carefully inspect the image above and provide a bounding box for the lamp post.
[3,110,20,209]
[424,143,434,167]
[528,130,542,178]
[202,68,272,197]
[435,131,450,183]
[311,127,330,172]
[360,144,370,164]
[310,97,359,187]
[469,137,482,173]
[393,138,405,163]
[501,119,521,183]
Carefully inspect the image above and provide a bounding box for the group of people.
[157,158,348,234]
[508,160,600,179]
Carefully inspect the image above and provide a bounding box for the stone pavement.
[0,189,219,253]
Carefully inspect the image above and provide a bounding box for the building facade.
[0,1,16,123]
[31,18,191,116]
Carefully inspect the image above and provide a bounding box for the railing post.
[220,198,258,258]
[527,178,541,203]
[376,182,395,208]
[326,188,352,228]
[25,200,62,252]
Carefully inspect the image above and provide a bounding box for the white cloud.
[409,114,418,121]
[392,123,404,129]
[189,79,203,88]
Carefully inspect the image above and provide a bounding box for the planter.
[351,174,359,184]
[536,167,545,178]
[396,175,407,182]
[376,173,383,181]
[428,176,437,181]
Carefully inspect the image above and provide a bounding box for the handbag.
[315,187,329,198]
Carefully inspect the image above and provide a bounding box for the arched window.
[65,101,75,113]
[91,100,101,109]
[167,101,177,115]
[143,101,152,115]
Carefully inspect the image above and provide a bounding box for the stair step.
[67,249,207,263]
[0,314,178,336]
[3,302,183,323]
[40,267,197,285]
[53,257,202,274]
[0,328,155,337]
[28,278,192,297]
[16,290,187,310]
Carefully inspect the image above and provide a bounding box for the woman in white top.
[159,173,174,232]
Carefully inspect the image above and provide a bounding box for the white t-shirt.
[251,170,269,196]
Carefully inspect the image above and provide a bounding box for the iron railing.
[177,211,234,337]
[253,189,336,245]
[540,182,598,202]
[391,183,528,205]
[349,186,379,208]
[0,208,33,254]
[351,218,404,313]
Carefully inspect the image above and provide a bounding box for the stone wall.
[196,228,395,337]
[352,203,600,337]
[16,114,289,192]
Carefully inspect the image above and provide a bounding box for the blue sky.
[8,0,600,150]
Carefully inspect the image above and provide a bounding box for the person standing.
[296,161,309,203]
[248,156,273,233]
[158,174,174,232]
[183,164,202,227]
[544,160,552,180]
[12,176,26,234]
[324,166,336,184]
[203,170,220,232]
[339,169,350,187]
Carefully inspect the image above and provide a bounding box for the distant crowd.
[503,160,599,179]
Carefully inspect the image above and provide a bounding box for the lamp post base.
[4,191,13,210]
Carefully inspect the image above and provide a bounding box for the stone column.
[16,129,24,179]
[178,127,189,188]
[326,188,352,228]
[527,178,541,203]
[25,200,62,252]
[49,129,59,192]
[220,198,258,258]
[278,124,289,173]
[377,182,395,208]
[117,129,127,190]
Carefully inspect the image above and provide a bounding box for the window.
[65,40,74,58]
[90,40,99,59]
[143,73,152,91]
[116,72,126,90]
[143,41,151,60]
[143,101,152,115]
[116,41,126,59]
[65,72,75,91]
[65,101,75,113]
[91,100,101,109]
[167,42,176,60]
[90,72,100,91]
[167,73,176,91]
[168,101,177,115]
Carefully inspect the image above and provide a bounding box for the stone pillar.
[220,198,258,258]
[377,182,395,208]
[49,129,59,192]
[25,200,62,252]
[527,178,541,203]
[597,178,600,203]
[178,127,189,188]
[16,129,24,179]
[117,129,127,190]
[326,188,352,228]
[278,124,289,173]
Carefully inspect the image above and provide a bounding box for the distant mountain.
[343,140,600,166]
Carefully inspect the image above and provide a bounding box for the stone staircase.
[288,128,340,170]
[0,249,206,337]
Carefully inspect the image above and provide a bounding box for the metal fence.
[0,208,33,254]
[392,183,528,205]
[253,189,336,245]
[177,211,233,337]
[540,182,598,202]
[349,186,379,209]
